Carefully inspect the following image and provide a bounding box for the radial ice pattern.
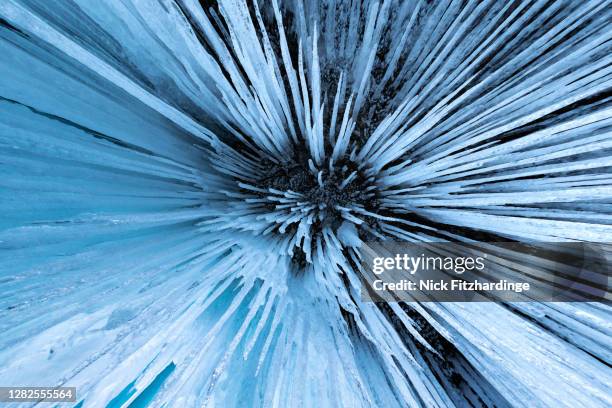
[0,0,611,407]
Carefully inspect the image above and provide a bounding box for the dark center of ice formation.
[242,151,381,266]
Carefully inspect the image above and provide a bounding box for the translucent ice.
[0,1,610,407]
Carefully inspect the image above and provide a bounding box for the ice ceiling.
[0,0,611,407]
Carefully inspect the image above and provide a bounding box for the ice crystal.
[0,0,611,407]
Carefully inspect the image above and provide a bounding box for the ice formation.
[0,0,611,407]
